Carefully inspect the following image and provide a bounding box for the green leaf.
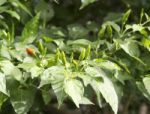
[18,62,35,71]
[85,67,101,77]
[131,24,144,32]
[0,93,7,109]
[18,62,44,78]
[78,73,92,87]
[41,90,51,105]
[51,75,66,107]
[53,0,59,4]
[9,49,23,61]
[10,86,36,114]
[67,39,92,46]
[0,6,8,13]
[15,0,32,16]
[67,24,89,40]
[143,76,150,95]
[114,71,131,84]
[141,38,150,51]
[0,19,8,29]
[94,59,122,70]
[91,69,118,114]
[0,60,22,81]
[39,66,65,87]
[80,73,103,107]
[0,72,9,96]
[53,39,65,49]
[0,45,11,59]
[21,13,40,44]
[5,10,20,20]
[0,0,6,6]
[30,66,44,78]
[35,0,54,21]
[104,12,122,22]
[83,68,118,114]
[115,39,145,65]
[107,25,112,38]
[136,81,150,101]
[64,79,84,107]
[79,97,93,105]
[39,66,66,106]
[48,66,66,106]
[80,0,97,9]
[122,9,131,25]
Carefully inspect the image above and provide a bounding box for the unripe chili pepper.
[72,60,78,70]
[55,48,61,63]
[107,25,112,38]
[98,26,106,39]
[38,40,44,53]
[85,45,91,59]
[62,51,67,65]
[79,48,86,60]
[70,52,74,62]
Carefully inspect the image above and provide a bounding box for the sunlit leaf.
[15,0,32,16]
[136,81,150,101]
[0,72,9,96]
[10,86,36,114]
[21,13,40,44]
[0,0,6,6]
[0,45,11,59]
[5,10,20,20]
[64,79,84,107]
[143,76,150,95]
[18,62,44,78]
[0,60,22,81]
[67,39,92,46]
[141,38,150,51]
[94,59,122,70]
[80,0,97,9]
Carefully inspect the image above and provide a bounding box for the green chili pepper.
[72,60,78,70]
[38,40,46,55]
[62,51,67,65]
[107,25,112,38]
[85,45,91,59]
[55,48,61,63]
[79,48,86,60]
[70,52,74,62]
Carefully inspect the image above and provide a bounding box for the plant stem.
[122,94,133,114]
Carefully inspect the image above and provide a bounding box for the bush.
[0,0,150,114]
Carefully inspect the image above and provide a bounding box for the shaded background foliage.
[0,0,150,114]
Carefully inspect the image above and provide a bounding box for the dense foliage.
[0,0,150,114]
